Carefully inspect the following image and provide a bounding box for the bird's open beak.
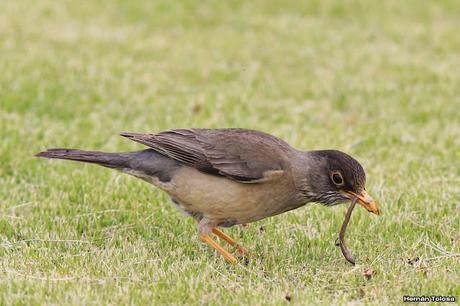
[343,190,380,215]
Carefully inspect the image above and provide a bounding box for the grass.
[1,0,459,304]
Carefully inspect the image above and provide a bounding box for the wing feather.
[120,128,294,183]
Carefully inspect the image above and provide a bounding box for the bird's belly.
[160,166,301,225]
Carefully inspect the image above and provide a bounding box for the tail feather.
[35,149,128,168]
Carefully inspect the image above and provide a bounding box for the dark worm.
[339,197,358,265]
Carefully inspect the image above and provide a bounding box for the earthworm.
[339,196,358,265]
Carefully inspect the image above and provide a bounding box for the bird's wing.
[120,128,294,183]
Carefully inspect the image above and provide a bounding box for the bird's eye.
[331,171,344,186]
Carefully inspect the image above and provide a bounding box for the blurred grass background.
[0,0,459,304]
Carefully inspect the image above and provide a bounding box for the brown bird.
[36,128,379,263]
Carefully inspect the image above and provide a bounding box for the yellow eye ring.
[331,171,344,186]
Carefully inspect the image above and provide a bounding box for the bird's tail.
[35,149,128,169]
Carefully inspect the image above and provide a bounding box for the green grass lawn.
[1,0,459,304]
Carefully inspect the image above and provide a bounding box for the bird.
[36,128,379,264]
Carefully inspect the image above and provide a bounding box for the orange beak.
[344,190,380,215]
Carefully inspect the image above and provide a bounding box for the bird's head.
[305,150,379,215]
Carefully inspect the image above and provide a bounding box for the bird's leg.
[212,228,252,257]
[200,235,237,264]
[198,218,237,264]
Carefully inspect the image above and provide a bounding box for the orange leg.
[200,235,237,264]
[212,228,252,257]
